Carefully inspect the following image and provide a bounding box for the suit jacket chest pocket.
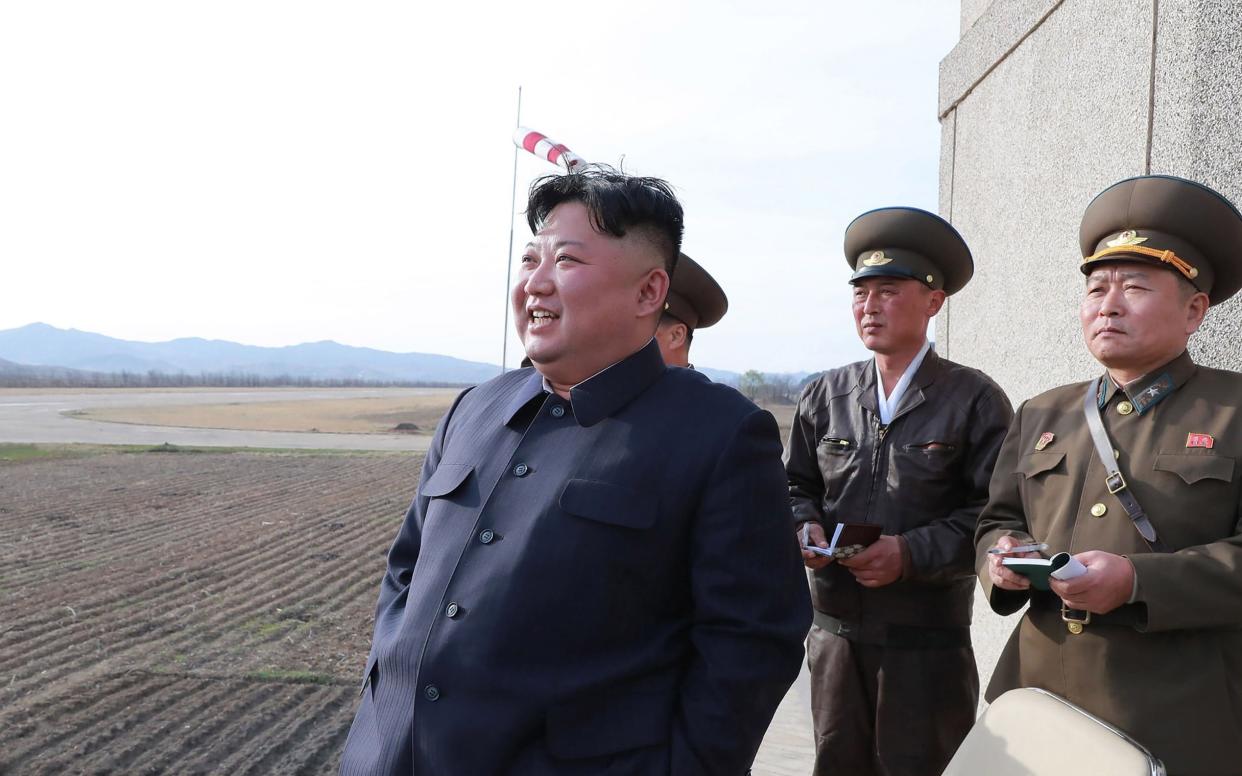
[559,479,658,530]
[816,436,859,503]
[416,462,476,532]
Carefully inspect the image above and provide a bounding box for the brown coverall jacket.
[976,351,1242,776]
[788,350,1013,627]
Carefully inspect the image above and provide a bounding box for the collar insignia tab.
[1130,373,1175,414]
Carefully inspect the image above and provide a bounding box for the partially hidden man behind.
[654,252,727,369]
[977,174,1242,775]
[786,207,1013,776]
[339,165,811,775]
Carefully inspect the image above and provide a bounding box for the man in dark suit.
[339,165,811,775]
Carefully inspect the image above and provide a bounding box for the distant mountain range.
[0,323,502,385]
[0,323,764,387]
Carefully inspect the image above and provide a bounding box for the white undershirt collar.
[874,338,932,425]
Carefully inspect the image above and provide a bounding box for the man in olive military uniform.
[787,207,1013,776]
[655,252,727,369]
[977,175,1242,776]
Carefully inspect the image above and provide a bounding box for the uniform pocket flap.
[545,674,674,759]
[1016,451,1065,478]
[559,479,658,529]
[417,463,474,497]
[1154,454,1235,484]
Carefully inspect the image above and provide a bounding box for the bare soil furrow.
[104,675,281,769]
[1,670,187,768]
[0,489,399,668]
[224,684,352,776]
[1,451,421,775]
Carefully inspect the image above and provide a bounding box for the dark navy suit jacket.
[339,340,811,775]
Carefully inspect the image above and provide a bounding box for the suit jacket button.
[478,529,495,544]
[551,405,565,418]
[424,685,441,702]
[513,463,530,477]
[445,602,460,618]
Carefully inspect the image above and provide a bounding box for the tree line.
[0,369,469,389]
[737,370,812,405]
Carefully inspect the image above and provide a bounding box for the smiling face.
[513,201,669,387]
[1080,262,1208,380]
[851,276,944,357]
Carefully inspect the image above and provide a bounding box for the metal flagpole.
[501,86,522,374]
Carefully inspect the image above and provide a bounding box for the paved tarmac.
[0,388,435,451]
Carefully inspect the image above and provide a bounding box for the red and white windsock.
[513,126,585,171]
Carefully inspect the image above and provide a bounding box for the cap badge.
[1035,432,1055,451]
[862,250,892,267]
[1187,433,1215,449]
[1105,230,1148,249]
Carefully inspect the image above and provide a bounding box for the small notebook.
[1002,552,1087,591]
[803,522,882,559]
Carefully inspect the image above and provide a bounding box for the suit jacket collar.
[570,338,667,427]
[502,338,667,428]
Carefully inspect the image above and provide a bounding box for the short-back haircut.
[526,164,684,275]
[660,311,694,343]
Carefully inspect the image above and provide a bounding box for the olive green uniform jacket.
[976,352,1242,776]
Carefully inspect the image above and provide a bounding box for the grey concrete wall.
[938,0,1242,406]
[960,0,995,33]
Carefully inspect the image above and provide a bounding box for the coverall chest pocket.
[816,435,859,501]
[891,439,962,503]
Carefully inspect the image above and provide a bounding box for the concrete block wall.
[938,0,1242,406]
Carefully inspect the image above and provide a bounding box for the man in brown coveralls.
[786,207,1013,775]
[978,174,1242,775]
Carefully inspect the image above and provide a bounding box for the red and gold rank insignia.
[1035,432,1055,451]
[1186,433,1215,449]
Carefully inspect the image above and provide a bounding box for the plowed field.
[0,451,419,775]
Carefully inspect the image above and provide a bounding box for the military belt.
[1029,592,1143,630]
[812,610,970,650]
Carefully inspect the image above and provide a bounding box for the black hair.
[526,163,684,275]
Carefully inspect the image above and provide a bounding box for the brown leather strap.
[1083,378,1169,552]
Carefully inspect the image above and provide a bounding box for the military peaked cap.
[1080,174,1242,305]
[843,207,973,295]
[665,253,728,330]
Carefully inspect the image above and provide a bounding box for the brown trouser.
[807,624,978,776]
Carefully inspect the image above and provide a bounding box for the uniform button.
[478,528,495,544]
[551,405,565,418]
[1117,401,1134,415]
[513,463,530,477]
[1090,502,1107,517]
[424,685,440,702]
[445,602,460,619]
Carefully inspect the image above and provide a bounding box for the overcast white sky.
[1,1,960,374]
